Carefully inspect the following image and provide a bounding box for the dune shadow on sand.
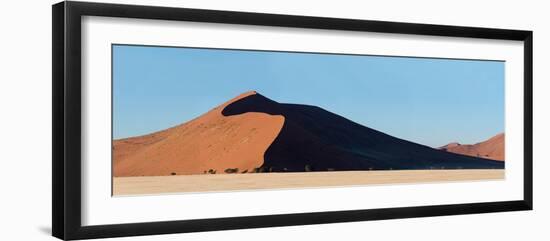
[222,93,504,172]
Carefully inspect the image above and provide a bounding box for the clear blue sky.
[113,44,504,147]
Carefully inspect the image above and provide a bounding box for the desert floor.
[113,169,504,196]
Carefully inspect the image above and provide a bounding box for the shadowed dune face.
[440,133,504,161]
[113,91,284,176]
[222,93,504,172]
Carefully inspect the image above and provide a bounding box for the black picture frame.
[52,1,533,240]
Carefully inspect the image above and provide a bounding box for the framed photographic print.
[52,1,533,240]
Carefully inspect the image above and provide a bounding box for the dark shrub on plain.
[224,168,239,174]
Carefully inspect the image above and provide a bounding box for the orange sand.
[113,91,284,176]
[440,133,504,161]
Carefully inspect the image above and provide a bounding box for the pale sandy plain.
[113,169,504,196]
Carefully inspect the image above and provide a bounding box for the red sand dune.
[114,91,504,177]
[113,91,284,176]
[439,133,505,161]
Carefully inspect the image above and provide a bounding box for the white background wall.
[0,0,547,240]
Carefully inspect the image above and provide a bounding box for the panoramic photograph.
[112,44,505,195]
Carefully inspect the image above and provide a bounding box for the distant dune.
[114,91,504,177]
[440,133,504,161]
